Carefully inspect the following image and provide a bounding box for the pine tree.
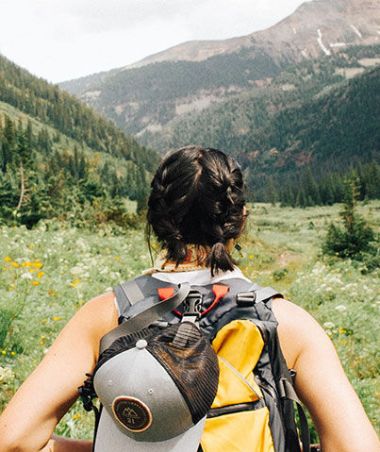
[322,177,375,259]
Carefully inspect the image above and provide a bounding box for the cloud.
[0,0,307,82]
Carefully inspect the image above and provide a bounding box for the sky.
[0,0,308,83]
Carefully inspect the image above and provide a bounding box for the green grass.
[0,201,379,439]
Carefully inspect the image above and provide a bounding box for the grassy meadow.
[0,201,379,440]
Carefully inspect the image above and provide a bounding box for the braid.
[147,146,246,272]
[147,148,201,264]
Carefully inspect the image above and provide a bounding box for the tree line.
[0,115,149,228]
[0,54,158,172]
[254,163,380,207]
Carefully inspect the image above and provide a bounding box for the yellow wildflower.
[10,351,16,357]
[72,413,81,421]
[22,261,32,268]
[39,335,47,346]
[1,350,6,356]
[248,254,254,260]
[52,316,63,321]
[32,261,43,269]
[37,271,45,278]
[70,278,81,288]
[4,256,12,262]
[31,280,40,286]
[11,262,20,268]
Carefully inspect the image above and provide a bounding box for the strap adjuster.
[182,290,203,321]
[236,291,256,306]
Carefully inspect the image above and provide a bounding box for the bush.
[322,178,377,261]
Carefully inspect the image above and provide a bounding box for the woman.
[0,146,378,451]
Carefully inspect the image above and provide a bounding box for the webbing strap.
[114,279,145,317]
[296,402,311,452]
[99,283,191,354]
[121,279,144,305]
[279,378,301,404]
[279,378,310,452]
[255,286,282,304]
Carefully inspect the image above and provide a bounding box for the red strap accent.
[201,284,229,316]
[157,287,175,300]
[158,287,182,317]
[213,284,229,299]
[158,284,228,318]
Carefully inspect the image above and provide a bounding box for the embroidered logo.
[112,396,152,432]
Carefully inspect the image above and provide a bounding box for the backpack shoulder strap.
[113,277,146,319]
[100,279,189,354]
[233,281,282,310]
[255,286,283,304]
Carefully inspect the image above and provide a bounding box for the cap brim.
[94,408,205,452]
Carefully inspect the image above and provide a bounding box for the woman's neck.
[153,244,210,273]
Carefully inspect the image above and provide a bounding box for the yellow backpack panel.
[201,319,275,451]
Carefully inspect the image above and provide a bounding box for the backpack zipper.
[207,399,266,418]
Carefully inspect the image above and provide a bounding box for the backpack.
[79,274,311,452]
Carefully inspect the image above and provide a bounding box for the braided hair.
[147,146,246,275]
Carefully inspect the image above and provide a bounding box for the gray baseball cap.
[93,322,219,451]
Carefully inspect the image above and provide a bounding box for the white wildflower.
[75,238,88,251]
[0,366,14,384]
[323,322,335,329]
[335,305,347,312]
[70,266,83,275]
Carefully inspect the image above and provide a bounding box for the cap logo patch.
[112,396,153,432]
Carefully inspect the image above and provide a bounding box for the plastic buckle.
[182,290,203,322]
[236,291,256,306]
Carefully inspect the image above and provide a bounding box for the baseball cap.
[93,321,219,451]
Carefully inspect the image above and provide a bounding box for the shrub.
[322,178,377,261]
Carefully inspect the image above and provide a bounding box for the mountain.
[126,0,380,68]
[240,66,380,205]
[60,0,380,143]
[0,54,159,227]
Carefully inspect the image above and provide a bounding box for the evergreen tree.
[322,177,376,259]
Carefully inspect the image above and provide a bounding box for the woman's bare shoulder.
[77,291,119,345]
[272,298,380,449]
[271,297,328,369]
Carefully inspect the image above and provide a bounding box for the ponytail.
[206,242,235,276]
[166,233,187,265]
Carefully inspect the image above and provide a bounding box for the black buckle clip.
[183,290,203,320]
[236,291,256,307]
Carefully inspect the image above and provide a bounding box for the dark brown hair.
[147,146,246,275]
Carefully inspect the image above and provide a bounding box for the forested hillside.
[137,52,380,206]
[0,55,159,227]
[61,0,380,143]
[59,0,380,209]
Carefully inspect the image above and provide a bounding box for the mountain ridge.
[62,0,380,92]
[60,0,380,144]
[57,0,380,206]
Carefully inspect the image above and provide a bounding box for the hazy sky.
[0,0,308,83]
